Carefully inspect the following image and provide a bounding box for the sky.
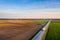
[0,0,60,19]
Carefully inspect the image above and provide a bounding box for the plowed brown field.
[0,20,45,40]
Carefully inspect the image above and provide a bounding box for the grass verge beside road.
[41,26,49,40]
[45,20,60,40]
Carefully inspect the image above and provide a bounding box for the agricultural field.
[45,20,60,40]
[0,19,48,40]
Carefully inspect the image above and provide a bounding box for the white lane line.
[32,20,51,40]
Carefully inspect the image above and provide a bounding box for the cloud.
[0,0,60,19]
[0,8,60,19]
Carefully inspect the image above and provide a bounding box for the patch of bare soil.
[0,20,44,40]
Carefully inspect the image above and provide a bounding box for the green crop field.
[45,20,60,40]
[32,19,48,23]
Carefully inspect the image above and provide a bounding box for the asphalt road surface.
[32,20,51,40]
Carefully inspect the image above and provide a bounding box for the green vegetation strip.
[41,25,49,40]
[33,20,48,23]
[45,20,60,40]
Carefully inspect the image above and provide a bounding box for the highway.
[32,20,51,40]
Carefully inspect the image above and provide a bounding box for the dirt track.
[0,20,44,40]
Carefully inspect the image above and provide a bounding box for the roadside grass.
[42,25,49,40]
[45,20,60,40]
